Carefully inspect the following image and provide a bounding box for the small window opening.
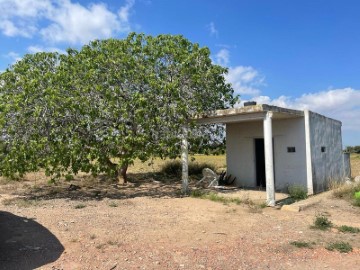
[321,146,326,153]
[287,147,296,153]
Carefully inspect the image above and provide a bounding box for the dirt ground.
[1,168,360,270]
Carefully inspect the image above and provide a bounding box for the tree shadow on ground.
[0,211,64,270]
[9,172,197,202]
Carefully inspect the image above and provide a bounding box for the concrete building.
[197,103,349,206]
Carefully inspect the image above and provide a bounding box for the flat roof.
[196,104,304,124]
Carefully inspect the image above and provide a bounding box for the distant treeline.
[345,146,360,154]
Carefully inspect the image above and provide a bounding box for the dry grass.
[351,153,360,178]
[129,154,226,174]
[2,197,42,207]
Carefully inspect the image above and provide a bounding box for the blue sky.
[0,0,359,146]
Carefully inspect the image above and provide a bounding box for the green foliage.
[290,241,313,248]
[0,33,237,181]
[161,160,215,176]
[311,214,332,230]
[338,225,360,233]
[64,174,74,181]
[326,242,353,253]
[345,145,360,154]
[288,185,308,201]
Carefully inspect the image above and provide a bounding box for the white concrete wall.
[308,112,344,192]
[226,117,307,191]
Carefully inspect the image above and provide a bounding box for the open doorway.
[255,138,266,187]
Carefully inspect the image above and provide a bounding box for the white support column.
[181,124,189,194]
[304,110,314,195]
[263,111,275,206]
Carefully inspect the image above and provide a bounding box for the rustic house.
[197,103,350,206]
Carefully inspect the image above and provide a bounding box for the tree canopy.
[0,33,237,183]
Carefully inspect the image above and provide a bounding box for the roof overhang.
[196,104,304,125]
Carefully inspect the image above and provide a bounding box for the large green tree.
[0,33,237,186]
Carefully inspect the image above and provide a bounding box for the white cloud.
[215,49,230,66]
[213,48,264,96]
[208,22,218,37]
[0,0,52,37]
[0,0,135,44]
[246,88,360,132]
[119,0,135,23]
[4,51,21,64]
[0,19,35,37]
[225,65,264,96]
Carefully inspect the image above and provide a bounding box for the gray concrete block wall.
[309,111,344,192]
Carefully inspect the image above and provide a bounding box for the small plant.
[64,174,74,181]
[108,201,118,207]
[74,203,86,209]
[288,185,308,201]
[96,243,106,249]
[311,214,332,230]
[326,241,353,253]
[90,234,96,240]
[107,240,118,246]
[290,241,313,248]
[338,225,360,233]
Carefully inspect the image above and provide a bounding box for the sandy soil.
[0,174,360,270]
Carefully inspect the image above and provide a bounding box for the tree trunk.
[181,124,189,194]
[106,158,128,184]
[117,164,128,184]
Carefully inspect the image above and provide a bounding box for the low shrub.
[64,174,74,181]
[288,185,308,201]
[311,214,332,230]
[326,241,353,253]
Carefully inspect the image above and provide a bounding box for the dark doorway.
[255,138,266,187]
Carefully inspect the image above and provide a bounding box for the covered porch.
[195,104,308,206]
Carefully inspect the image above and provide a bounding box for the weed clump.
[290,241,313,248]
[108,201,118,207]
[311,214,332,230]
[74,203,86,209]
[338,225,360,233]
[288,185,308,201]
[326,241,353,253]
